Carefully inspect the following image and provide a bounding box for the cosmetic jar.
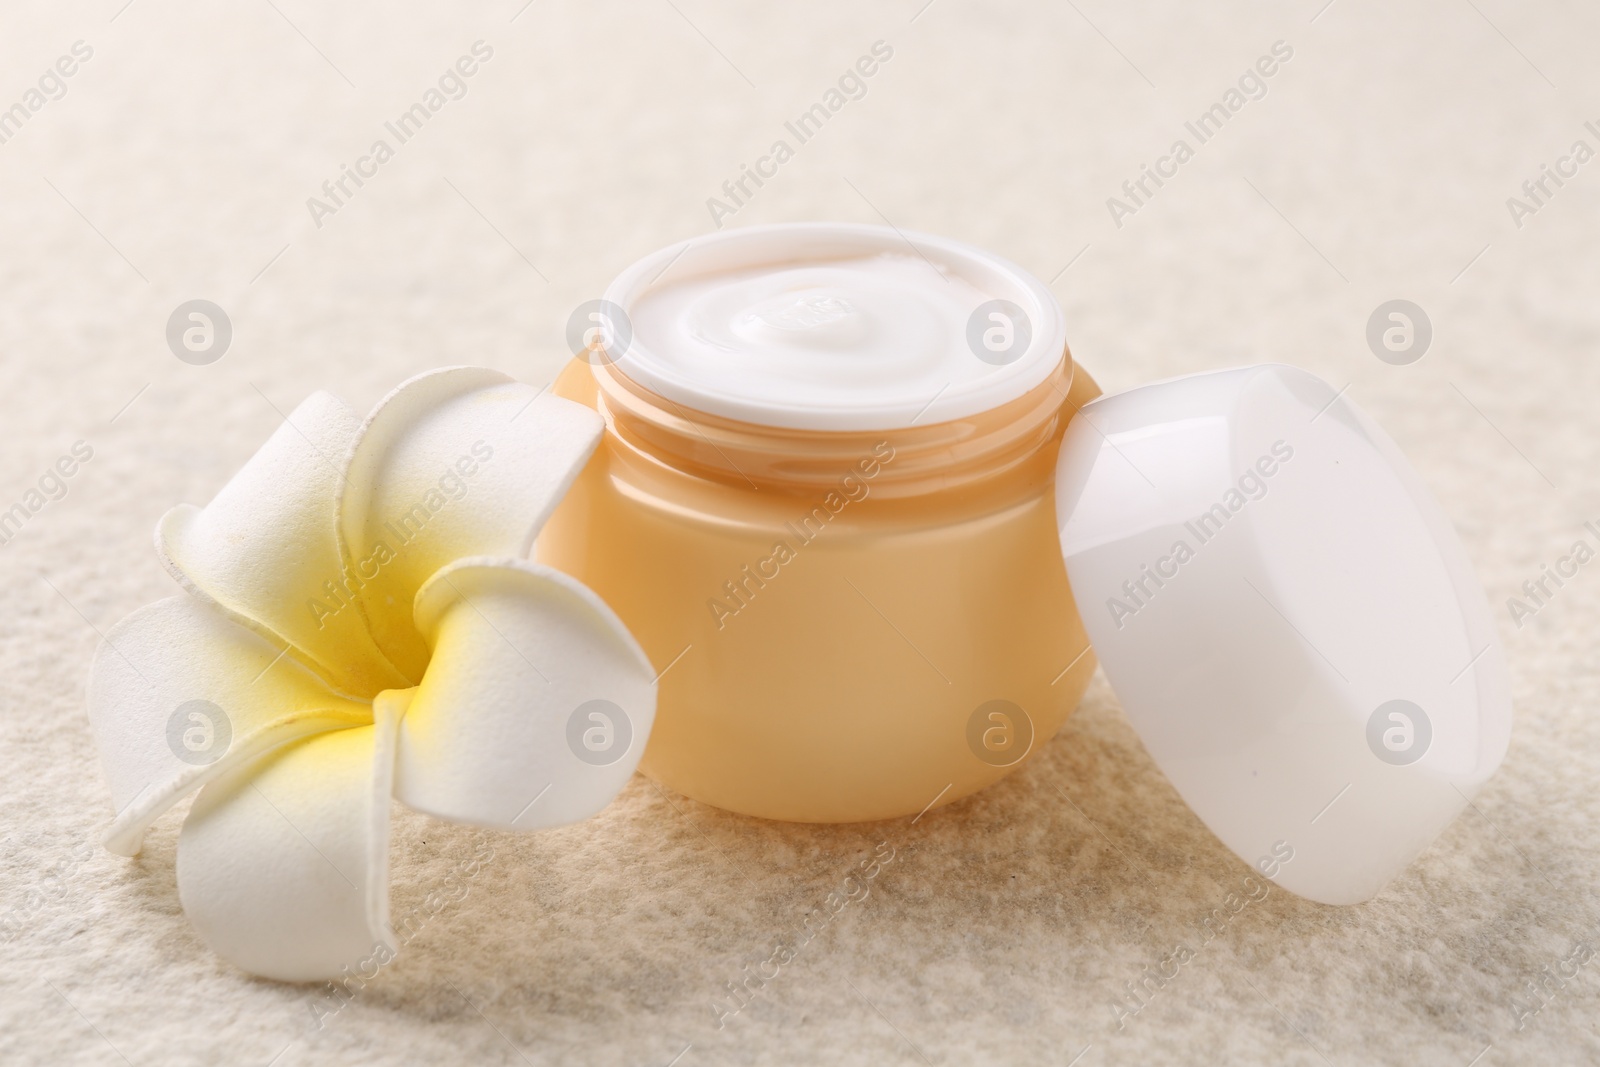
[539,223,1098,822]
[538,222,1511,906]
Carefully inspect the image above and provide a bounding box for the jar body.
[538,360,1100,822]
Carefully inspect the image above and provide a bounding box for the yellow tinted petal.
[156,390,411,698]
[336,368,603,679]
[87,595,371,856]
[176,697,402,982]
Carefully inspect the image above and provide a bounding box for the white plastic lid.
[1054,364,1511,904]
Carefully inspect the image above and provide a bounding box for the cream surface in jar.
[623,247,1059,429]
[539,223,1097,822]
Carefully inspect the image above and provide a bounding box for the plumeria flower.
[86,368,656,981]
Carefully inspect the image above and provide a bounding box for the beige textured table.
[2,1,1597,1064]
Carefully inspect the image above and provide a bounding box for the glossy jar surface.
[538,354,1099,822]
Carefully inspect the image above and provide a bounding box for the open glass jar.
[537,223,1099,822]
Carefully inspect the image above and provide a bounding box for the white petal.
[156,390,411,698]
[336,367,603,679]
[176,695,403,982]
[393,558,655,830]
[87,596,371,856]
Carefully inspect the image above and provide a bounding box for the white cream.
[604,224,1066,430]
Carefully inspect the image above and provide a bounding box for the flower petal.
[156,390,411,698]
[176,696,403,982]
[87,595,371,856]
[393,558,655,830]
[336,367,603,680]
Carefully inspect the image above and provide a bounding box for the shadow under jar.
[538,223,1099,822]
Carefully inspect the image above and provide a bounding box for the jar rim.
[600,222,1068,432]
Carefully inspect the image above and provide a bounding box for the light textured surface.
[2,1,1598,1064]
